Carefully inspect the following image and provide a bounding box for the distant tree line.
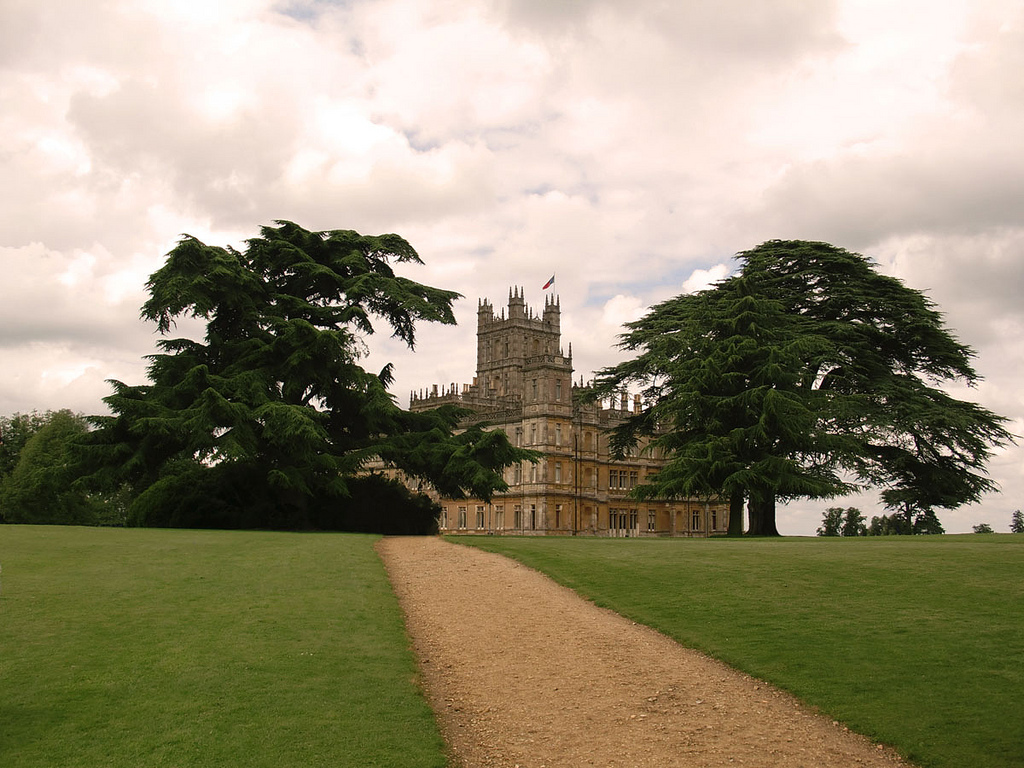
[819,506,1024,536]
[816,505,944,536]
[970,510,1024,534]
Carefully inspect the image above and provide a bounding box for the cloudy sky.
[3,0,1022,534]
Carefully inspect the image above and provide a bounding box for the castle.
[408,288,727,536]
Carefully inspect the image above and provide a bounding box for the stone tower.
[475,287,570,406]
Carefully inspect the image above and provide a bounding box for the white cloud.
[682,264,731,294]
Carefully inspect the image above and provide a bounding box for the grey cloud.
[754,144,1024,249]
[494,0,843,64]
[876,232,1024,351]
[950,4,1024,112]
[66,80,298,226]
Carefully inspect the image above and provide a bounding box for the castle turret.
[478,297,493,325]
[543,293,560,332]
[508,286,526,319]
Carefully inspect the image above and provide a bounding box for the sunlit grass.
[0,526,446,768]
[454,534,1024,768]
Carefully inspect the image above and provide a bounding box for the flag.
[542,274,555,289]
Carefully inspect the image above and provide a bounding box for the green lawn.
[453,534,1024,768]
[0,526,446,768]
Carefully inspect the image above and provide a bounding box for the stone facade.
[409,288,727,537]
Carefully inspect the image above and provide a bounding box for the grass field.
[0,526,446,768]
[454,534,1024,768]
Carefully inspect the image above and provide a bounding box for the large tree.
[589,240,1012,535]
[81,221,530,530]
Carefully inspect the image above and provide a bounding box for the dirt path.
[378,536,911,768]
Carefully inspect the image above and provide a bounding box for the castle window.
[514,504,523,529]
[555,462,562,483]
[556,379,562,400]
[629,471,638,488]
[648,510,656,532]
[514,465,522,484]
[458,506,468,529]
[530,424,537,444]
[555,504,562,528]
[530,504,537,529]
[441,506,449,529]
[530,464,537,483]
[532,379,538,400]
[555,423,562,446]
[711,508,718,530]
[691,509,701,531]
[495,506,505,530]
[476,505,485,529]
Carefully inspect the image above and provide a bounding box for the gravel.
[378,536,912,768]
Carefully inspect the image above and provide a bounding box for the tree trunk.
[728,492,745,537]
[746,498,761,536]
[747,494,781,536]
[902,503,915,535]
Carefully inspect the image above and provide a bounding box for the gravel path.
[378,536,912,768]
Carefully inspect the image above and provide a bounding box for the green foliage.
[867,509,945,535]
[840,506,867,536]
[912,509,945,535]
[973,522,995,533]
[0,412,50,479]
[588,240,1013,536]
[816,506,843,536]
[817,506,866,537]
[457,535,1024,768]
[0,526,447,768]
[0,410,121,525]
[868,513,911,536]
[1011,510,1024,533]
[80,221,531,530]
